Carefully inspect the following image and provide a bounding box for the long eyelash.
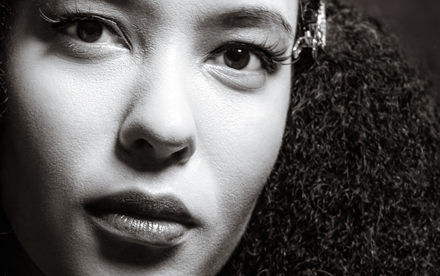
[39,3,84,25]
[210,40,291,74]
[39,5,130,48]
[41,7,109,30]
[254,39,292,73]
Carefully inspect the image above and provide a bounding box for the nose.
[118,50,197,168]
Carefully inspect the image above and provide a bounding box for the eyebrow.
[201,7,294,37]
[37,1,294,38]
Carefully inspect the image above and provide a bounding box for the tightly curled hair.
[0,0,439,275]
[221,0,440,275]
[0,0,10,120]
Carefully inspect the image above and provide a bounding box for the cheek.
[178,69,291,271]
[0,40,136,245]
[196,70,291,233]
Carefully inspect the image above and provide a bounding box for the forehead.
[31,0,298,32]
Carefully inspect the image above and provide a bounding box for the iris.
[77,21,103,43]
[224,48,251,70]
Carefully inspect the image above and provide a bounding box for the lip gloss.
[86,191,198,247]
[95,212,187,247]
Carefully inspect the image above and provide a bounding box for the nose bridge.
[118,43,197,166]
[146,44,196,139]
[155,46,189,96]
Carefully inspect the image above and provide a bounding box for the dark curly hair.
[1,0,440,275]
[220,0,440,275]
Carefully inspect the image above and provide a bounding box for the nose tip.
[118,116,197,167]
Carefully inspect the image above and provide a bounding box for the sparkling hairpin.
[292,1,326,60]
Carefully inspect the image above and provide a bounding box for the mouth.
[85,191,197,248]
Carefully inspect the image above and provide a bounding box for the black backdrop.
[343,0,440,92]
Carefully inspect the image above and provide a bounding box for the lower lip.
[91,212,188,247]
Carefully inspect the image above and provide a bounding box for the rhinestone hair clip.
[292,1,326,60]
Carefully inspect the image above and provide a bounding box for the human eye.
[58,19,120,45]
[41,10,130,60]
[205,42,291,91]
[209,42,289,73]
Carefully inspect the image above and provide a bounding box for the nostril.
[128,137,195,164]
[132,139,153,151]
[171,147,193,164]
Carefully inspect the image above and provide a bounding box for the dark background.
[342,0,440,92]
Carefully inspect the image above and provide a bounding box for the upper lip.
[85,191,198,226]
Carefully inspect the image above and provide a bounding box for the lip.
[85,191,198,248]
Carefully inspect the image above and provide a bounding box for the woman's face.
[1,0,297,275]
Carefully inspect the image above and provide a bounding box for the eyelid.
[42,10,133,51]
[207,42,267,62]
[207,42,291,74]
[204,63,267,91]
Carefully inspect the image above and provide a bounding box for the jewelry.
[293,1,327,60]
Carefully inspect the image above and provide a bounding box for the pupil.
[224,48,250,70]
[77,21,103,43]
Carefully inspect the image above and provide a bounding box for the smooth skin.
[1,0,297,275]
